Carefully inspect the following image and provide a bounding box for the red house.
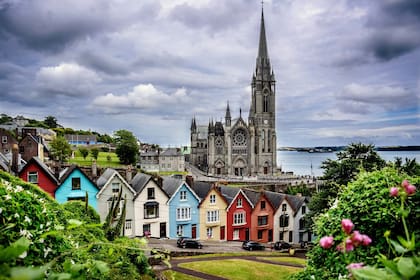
[19,157,59,197]
[226,189,254,241]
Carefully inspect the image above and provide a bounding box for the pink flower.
[351,230,363,246]
[389,187,399,197]
[319,236,334,249]
[404,184,416,195]
[341,219,354,234]
[346,262,364,270]
[402,179,410,188]
[361,234,372,246]
[345,238,354,252]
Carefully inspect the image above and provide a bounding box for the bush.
[292,167,419,279]
[62,201,101,224]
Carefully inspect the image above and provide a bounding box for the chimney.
[186,175,194,187]
[11,144,19,174]
[92,160,97,178]
[126,165,132,183]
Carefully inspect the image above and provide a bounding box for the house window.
[299,218,305,230]
[19,146,24,153]
[206,227,213,238]
[233,212,245,225]
[108,200,124,216]
[258,230,263,239]
[147,188,155,199]
[280,214,289,227]
[1,136,7,144]
[125,220,132,230]
[72,177,81,190]
[209,194,216,204]
[279,231,284,241]
[176,207,191,221]
[28,171,38,184]
[233,229,240,240]
[176,225,184,236]
[144,202,159,219]
[257,215,268,226]
[261,201,266,210]
[282,203,287,211]
[111,183,120,194]
[289,231,293,243]
[180,190,187,200]
[302,205,306,215]
[237,198,242,208]
[143,224,151,236]
[206,210,219,223]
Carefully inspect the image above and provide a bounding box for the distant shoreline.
[278,146,420,152]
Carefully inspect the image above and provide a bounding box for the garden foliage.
[291,167,419,279]
[0,171,153,279]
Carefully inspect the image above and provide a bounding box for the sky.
[0,0,419,148]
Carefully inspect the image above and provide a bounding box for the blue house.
[56,165,99,210]
[162,177,201,239]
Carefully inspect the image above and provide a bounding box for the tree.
[79,147,89,160]
[49,136,72,163]
[90,147,99,160]
[114,130,139,165]
[392,157,420,176]
[44,115,58,128]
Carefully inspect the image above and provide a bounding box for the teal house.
[162,177,202,239]
[55,165,99,210]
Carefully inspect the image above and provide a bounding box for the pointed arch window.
[262,130,265,152]
[263,94,269,112]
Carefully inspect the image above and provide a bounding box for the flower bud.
[389,187,399,197]
[345,238,354,252]
[404,184,416,195]
[401,179,410,188]
[319,236,334,249]
[341,219,354,234]
[361,234,372,246]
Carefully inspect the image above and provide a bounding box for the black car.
[242,241,265,251]
[176,237,188,247]
[178,239,203,249]
[273,241,292,250]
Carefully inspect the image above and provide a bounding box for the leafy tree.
[44,115,58,128]
[285,182,313,196]
[79,147,89,160]
[96,133,114,144]
[114,130,139,165]
[0,114,12,124]
[49,136,72,163]
[90,147,99,160]
[392,157,420,176]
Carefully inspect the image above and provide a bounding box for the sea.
[277,150,420,177]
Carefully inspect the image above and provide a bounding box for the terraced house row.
[17,157,313,245]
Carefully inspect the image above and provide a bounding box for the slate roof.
[161,176,183,197]
[160,148,182,157]
[96,168,117,190]
[286,194,306,216]
[19,157,58,185]
[264,190,286,211]
[59,164,98,189]
[191,181,213,200]
[130,172,153,194]
[242,188,261,206]
[219,185,240,205]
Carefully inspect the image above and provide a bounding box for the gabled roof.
[286,194,306,216]
[219,185,240,205]
[59,164,98,189]
[226,188,255,211]
[198,184,229,207]
[242,188,261,206]
[19,157,58,185]
[190,181,213,199]
[160,148,182,157]
[95,168,136,198]
[166,179,201,204]
[130,172,168,200]
[264,190,286,211]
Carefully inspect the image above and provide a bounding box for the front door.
[220,226,225,240]
[268,229,273,242]
[245,228,250,241]
[160,223,166,238]
[191,224,197,239]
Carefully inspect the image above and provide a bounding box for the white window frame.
[1,136,7,144]
[233,212,245,225]
[233,229,240,240]
[180,190,187,201]
[237,198,242,208]
[177,225,184,236]
[206,210,219,223]
[176,207,191,221]
[209,194,216,204]
[111,182,120,194]
[28,171,38,184]
[206,227,213,238]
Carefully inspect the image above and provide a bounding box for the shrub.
[291,167,419,279]
[62,200,101,224]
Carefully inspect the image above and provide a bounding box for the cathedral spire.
[258,5,269,59]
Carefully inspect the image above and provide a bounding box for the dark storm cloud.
[78,51,130,75]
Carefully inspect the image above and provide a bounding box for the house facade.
[131,173,169,238]
[138,150,159,172]
[19,134,46,162]
[0,128,18,155]
[19,157,59,197]
[273,196,295,243]
[249,191,275,243]
[96,168,136,237]
[159,148,185,172]
[55,165,99,210]
[198,186,228,241]
[164,178,201,239]
[226,189,253,241]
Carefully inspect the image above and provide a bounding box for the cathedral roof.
[258,8,269,59]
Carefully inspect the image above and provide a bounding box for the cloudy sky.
[0,0,419,147]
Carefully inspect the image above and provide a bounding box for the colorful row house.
[16,159,312,244]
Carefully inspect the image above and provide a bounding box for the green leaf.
[93,260,109,274]
[352,267,398,280]
[67,219,83,229]
[0,237,30,262]
[397,257,416,278]
[9,265,47,280]
[390,239,408,254]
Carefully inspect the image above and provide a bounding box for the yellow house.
[198,185,228,241]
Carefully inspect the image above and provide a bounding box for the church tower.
[249,6,277,175]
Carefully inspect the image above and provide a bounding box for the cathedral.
[190,8,277,177]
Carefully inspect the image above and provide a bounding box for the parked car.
[242,241,265,251]
[273,241,292,250]
[177,237,188,247]
[178,239,203,249]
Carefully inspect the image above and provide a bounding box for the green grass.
[68,150,123,168]
[257,256,307,266]
[174,252,289,260]
[161,270,201,280]
[179,259,302,280]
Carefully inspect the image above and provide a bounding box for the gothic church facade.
[190,9,277,177]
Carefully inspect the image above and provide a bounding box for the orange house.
[248,190,275,243]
